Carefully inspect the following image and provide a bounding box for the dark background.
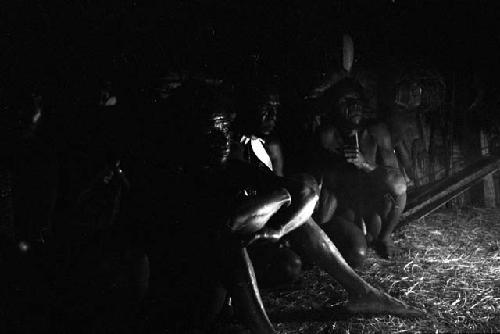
[2,0,499,91]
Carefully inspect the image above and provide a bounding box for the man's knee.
[287,173,320,201]
[325,217,367,268]
[391,176,407,196]
[333,231,367,268]
[377,167,407,196]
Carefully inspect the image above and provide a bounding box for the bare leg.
[364,213,381,246]
[288,219,423,317]
[228,247,276,334]
[193,245,275,333]
[375,192,406,259]
[323,214,367,268]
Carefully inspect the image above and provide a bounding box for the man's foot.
[345,289,424,317]
[373,237,401,259]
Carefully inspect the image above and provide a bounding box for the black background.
[2,1,499,90]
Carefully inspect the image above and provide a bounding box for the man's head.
[323,78,366,128]
[237,83,280,137]
[256,92,280,136]
[331,78,365,126]
[166,81,233,170]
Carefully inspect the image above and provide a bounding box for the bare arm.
[228,188,291,236]
[246,174,319,244]
[371,123,399,169]
[266,140,284,177]
[370,123,407,196]
[394,140,415,182]
[345,123,399,172]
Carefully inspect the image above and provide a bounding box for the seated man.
[389,79,431,187]
[310,78,407,266]
[140,80,316,333]
[231,84,299,287]
[225,81,421,331]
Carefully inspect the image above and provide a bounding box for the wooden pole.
[480,130,496,207]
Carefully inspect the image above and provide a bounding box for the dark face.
[335,91,364,126]
[196,114,231,169]
[168,83,232,172]
[257,94,279,135]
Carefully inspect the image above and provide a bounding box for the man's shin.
[380,192,406,240]
[227,247,275,334]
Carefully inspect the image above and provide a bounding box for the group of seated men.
[0,71,422,333]
[154,76,422,333]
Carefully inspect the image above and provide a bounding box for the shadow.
[268,305,352,323]
[268,304,427,324]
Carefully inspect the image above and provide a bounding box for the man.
[253,88,284,177]
[311,78,407,266]
[137,80,318,333]
[229,84,302,287]
[232,85,284,176]
[389,79,427,187]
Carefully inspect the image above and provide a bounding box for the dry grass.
[262,207,500,334]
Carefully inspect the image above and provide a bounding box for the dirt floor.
[262,207,500,334]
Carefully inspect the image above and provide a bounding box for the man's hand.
[344,147,375,172]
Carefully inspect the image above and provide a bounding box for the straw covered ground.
[262,207,500,334]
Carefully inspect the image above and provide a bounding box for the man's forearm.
[229,188,291,236]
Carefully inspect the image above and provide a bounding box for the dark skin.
[388,88,426,187]
[233,172,319,247]
[189,128,319,333]
[227,151,421,321]
[229,89,422,326]
[256,93,285,176]
[315,90,407,263]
